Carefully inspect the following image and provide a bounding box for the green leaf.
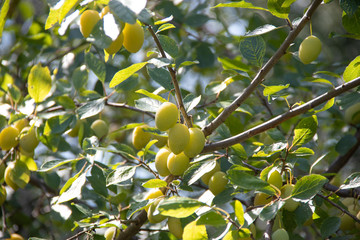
[213,1,269,12]
[0,0,10,39]
[239,36,266,67]
[231,144,248,160]
[57,172,87,204]
[244,24,286,37]
[142,179,167,188]
[183,94,201,113]
[340,0,360,15]
[88,19,112,49]
[183,220,207,240]
[43,114,75,136]
[136,89,167,102]
[228,170,270,190]
[342,9,360,34]
[126,200,148,218]
[292,115,318,147]
[45,7,61,30]
[58,0,78,24]
[335,134,357,155]
[156,23,176,33]
[234,200,245,226]
[341,172,360,189]
[109,62,148,88]
[148,58,172,68]
[135,97,162,112]
[263,84,290,98]
[157,35,179,58]
[109,0,137,24]
[268,0,297,19]
[314,97,334,114]
[8,84,21,103]
[76,98,106,119]
[182,159,217,185]
[87,165,108,197]
[292,174,328,200]
[197,211,226,226]
[155,15,174,25]
[10,160,30,189]
[343,55,360,82]
[72,67,89,91]
[217,56,250,72]
[259,201,284,221]
[28,63,52,103]
[147,67,173,90]
[85,52,106,82]
[292,147,314,156]
[320,217,341,239]
[185,14,210,28]
[106,166,137,186]
[157,197,206,218]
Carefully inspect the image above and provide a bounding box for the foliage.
[0,0,360,239]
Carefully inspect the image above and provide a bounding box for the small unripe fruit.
[0,185,6,205]
[208,171,228,195]
[344,102,360,125]
[254,193,272,206]
[168,123,190,154]
[168,217,183,239]
[148,198,166,223]
[201,162,221,185]
[145,189,164,200]
[5,161,30,190]
[272,228,289,240]
[122,22,144,53]
[152,134,168,148]
[167,152,190,176]
[155,102,178,131]
[280,184,299,211]
[184,128,205,158]
[155,148,171,177]
[267,170,282,190]
[132,125,151,150]
[298,35,322,64]
[5,163,19,190]
[68,120,82,137]
[19,126,39,152]
[91,119,109,139]
[0,126,19,151]
[80,10,100,38]
[105,33,124,55]
[104,227,119,240]
[14,118,29,132]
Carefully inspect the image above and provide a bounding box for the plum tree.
[183,127,205,158]
[208,171,228,195]
[155,102,178,131]
[19,126,39,153]
[298,35,322,64]
[201,161,221,185]
[155,147,171,177]
[132,125,151,150]
[168,123,190,154]
[344,102,360,125]
[0,126,19,151]
[79,10,100,38]
[122,22,144,53]
[104,227,119,240]
[167,152,189,176]
[91,119,109,139]
[167,217,183,239]
[272,228,289,240]
[280,184,299,211]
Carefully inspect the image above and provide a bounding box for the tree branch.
[323,183,360,198]
[325,127,360,181]
[203,77,360,153]
[202,0,323,137]
[146,25,192,128]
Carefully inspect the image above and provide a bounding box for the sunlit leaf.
[109,62,148,88]
[292,174,328,200]
[28,64,52,103]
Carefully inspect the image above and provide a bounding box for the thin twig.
[106,101,155,118]
[203,76,360,152]
[146,24,192,128]
[202,0,323,137]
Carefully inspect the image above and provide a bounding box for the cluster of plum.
[79,6,144,54]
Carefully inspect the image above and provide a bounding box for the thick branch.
[203,77,360,152]
[146,25,192,128]
[325,128,360,181]
[323,183,360,198]
[202,0,323,137]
